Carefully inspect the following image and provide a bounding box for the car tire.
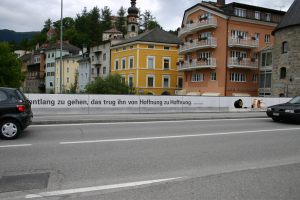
[0,119,22,140]
[272,116,281,122]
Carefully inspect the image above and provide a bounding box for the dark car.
[266,96,300,123]
[0,87,33,139]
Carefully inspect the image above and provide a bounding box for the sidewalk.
[32,111,267,125]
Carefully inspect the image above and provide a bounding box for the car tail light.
[17,105,26,112]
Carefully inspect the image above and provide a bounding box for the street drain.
[0,172,50,193]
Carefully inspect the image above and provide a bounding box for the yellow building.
[111,27,182,95]
[55,54,80,93]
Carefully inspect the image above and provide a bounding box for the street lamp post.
[60,0,63,93]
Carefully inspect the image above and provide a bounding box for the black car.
[266,96,300,123]
[0,87,33,139]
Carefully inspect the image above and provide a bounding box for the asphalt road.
[0,118,300,200]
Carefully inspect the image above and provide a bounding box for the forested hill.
[0,29,39,43]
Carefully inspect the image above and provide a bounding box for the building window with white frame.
[162,75,170,88]
[122,58,126,69]
[234,8,246,17]
[147,75,155,87]
[252,74,257,82]
[147,56,155,69]
[191,73,204,82]
[230,72,246,82]
[266,13,271,21]
[163,57,170,70]
[129,56,134,69]
[255,11,260,20]
[128,75,134,87]
[115,59,119,70]
[265,34,270,43]
[211,71,217,81]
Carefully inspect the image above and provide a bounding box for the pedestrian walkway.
[32,111,267,125]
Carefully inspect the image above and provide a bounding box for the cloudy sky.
[0,0,293,32]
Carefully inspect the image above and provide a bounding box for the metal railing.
[228,57,258,69]
[178,17,217,38]
[179,37,217,54]
[228,37,258,48]
[178,58,217,71]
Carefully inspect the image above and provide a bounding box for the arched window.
[280,67,286,79]
[282,41,288,54]
[131,25,136,32]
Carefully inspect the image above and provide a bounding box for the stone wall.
[272,26,300,97]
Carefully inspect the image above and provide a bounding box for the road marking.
[60,127,300,145]
[0,144,32,148]
[25,177,182,198]
[31,118,265,127]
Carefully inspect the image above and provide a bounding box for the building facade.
[271,0,300,97]
[178,0,285,96]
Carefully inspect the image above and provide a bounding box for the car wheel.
[272,116,281,122]
[0,120,22,140]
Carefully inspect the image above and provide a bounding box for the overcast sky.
[0,0,293,32]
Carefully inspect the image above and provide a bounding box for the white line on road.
[31,118,265,127]
[60,127,300,145]
[0,144,32,148]
[25,177,183,199]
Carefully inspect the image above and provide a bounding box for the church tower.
[126,0,139,39]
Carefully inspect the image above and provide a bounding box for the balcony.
[178,58,216,71]
[179,37,217,54]
[227,57,258,69]
[178,17,217,38]
[228,37,258,48]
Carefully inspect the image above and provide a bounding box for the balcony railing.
[228,37,259,48]
[227,57,258,69]
[178,17,217,38]
[179,37,217,54]
[178,58,216,71]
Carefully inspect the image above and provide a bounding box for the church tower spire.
[126,0,139,39]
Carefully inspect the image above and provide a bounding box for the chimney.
[216,0,225,7]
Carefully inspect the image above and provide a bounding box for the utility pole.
[60,0,63,93]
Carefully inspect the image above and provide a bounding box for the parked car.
[266,96,300,123]
[0,87,33,139]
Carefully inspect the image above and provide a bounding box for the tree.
[85,74,134,94]
[0,42,23,88]
[69,70,78,93]
[116,6,127,36]
[42,19,52,34]
[101,6,113,31]
[139,10,161,31]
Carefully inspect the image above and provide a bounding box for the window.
[282,41,288,54]
[121,76,126,84]
[147,56,155,69]
[103,67,106,74]
[123,47,126,51]
[92,56,94,62]
[129,57,134,69]
[162,76,170,88]
[261,51,272,67]
[91,68,94,74]
[163,58,170,70]
[148,44,155,49]
[260,70,272,88]
[211,71,217,81]
[191,73,204,82]
[164,46,170,50]
[252,74,257,82]
[177,77,183,88]
[52,53,54,57]
[234,8,246,17]
[266,13,271,21]
[122,58,126,69]
[115,59,119,70]
[103,53,106,61]
[280,67,286,79]
[265,34,270,43]
[67,77,69,83]
[147,75,155,87]
[230,72,246,82]
[255,11,260,20]
[0,91,8,102]
[128,76,134,87]
[231,30,248,39]
[67,67,69,73]
[50,82,53,87]
[254,33,260,41]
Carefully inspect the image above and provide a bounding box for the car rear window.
[0,90,9,102]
